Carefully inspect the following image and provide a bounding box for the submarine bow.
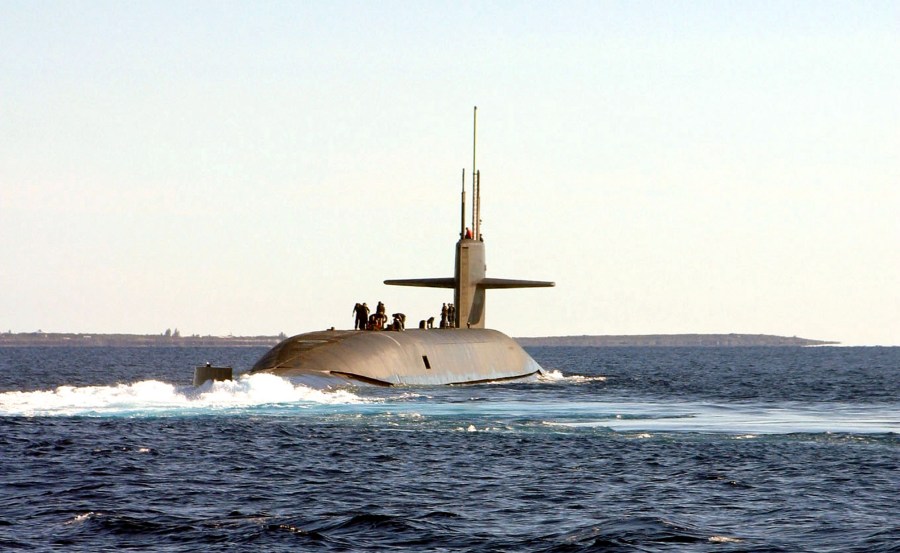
[250,329,542,386]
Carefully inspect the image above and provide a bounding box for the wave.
[4,371,897,438]
[538,369,606,383]
[0,373,367,417]
[50,509,769,551]
[542,401,900,436]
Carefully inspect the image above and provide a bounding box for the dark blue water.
[1,346,898,552]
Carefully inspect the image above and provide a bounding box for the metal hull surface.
[249,328,542,386]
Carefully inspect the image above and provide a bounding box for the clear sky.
[1,1,898,345]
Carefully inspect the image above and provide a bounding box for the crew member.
[440,303,448,328]
[352,303,364,330]
[369,313,386,331]
[354,303,369,330]
[392,313,406,331]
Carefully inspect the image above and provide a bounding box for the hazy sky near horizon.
[1,1,898,345]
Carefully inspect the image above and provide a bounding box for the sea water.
[1,346,897,551]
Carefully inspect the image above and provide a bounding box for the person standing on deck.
[355,303,370,330]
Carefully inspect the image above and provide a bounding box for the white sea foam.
[709,535,743,543]
[65,512,95,525]
[538,369,606,383]
[545,401,900,435]
[0,373,367,417]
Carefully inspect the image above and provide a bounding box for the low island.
[516,334,838,347]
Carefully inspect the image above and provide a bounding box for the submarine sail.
[248,108,553,386]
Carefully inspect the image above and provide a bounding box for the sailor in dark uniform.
[354,303,370,330]
[392,313,406,331]
[352,303,362,330]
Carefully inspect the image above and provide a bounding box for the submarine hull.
[249,328,543,386]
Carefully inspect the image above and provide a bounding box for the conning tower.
[247,108,554,387]
[384,107,554,327]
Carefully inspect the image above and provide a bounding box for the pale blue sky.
[1,1,898,344]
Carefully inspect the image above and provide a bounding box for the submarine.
[245,108,554,387]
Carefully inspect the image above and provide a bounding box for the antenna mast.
[476,170,482,240]
[472,106,479,239]
[460,169,466,238]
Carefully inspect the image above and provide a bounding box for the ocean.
[1,345,897,552]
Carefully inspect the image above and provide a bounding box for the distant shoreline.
[0,333,282,348]
[0,332,838,348]
[516,334,839,347]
